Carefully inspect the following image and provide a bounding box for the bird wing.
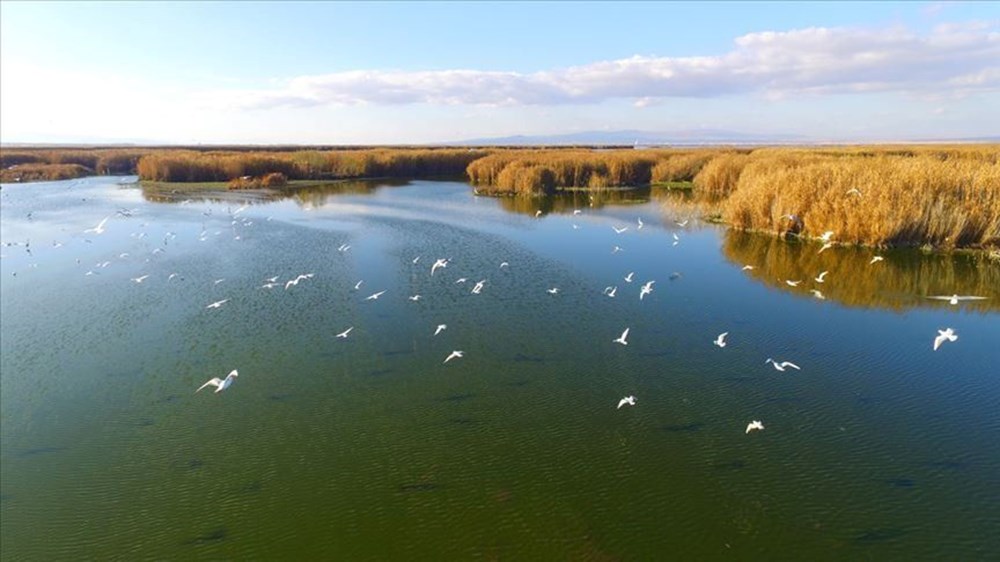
[933,334,945,350]
[196,378,222,392]
[957,296,987,301]
[782,362,801,370]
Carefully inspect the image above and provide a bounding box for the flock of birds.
[3,189,987,439]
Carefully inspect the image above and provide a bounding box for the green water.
[2,177,998,559]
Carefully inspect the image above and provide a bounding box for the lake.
[1,177,998,559]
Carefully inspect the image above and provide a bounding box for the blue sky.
[2,1,998,144]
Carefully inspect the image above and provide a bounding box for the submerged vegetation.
[2,144,997,249]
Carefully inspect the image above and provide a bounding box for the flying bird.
[714,332,728,348]
[613,328,630,346]
[604,286,618,298]
[471,280,485,294]
[617,396,636,409]
[765,358,801,371]
[84,216,110,234]
[196,369,238,393]
[933,328,957,351]
[815,271,829,283]
[443,350,464,363]
[745,420,764,434]
[412,256,420,264]
[206,299,229,309]
[846,188,863,196]
[637,217,644,230]
[819,231,835,242]
[870,256,884,265]
[434,324,447,336]
[624,272,634,283]
[573,209,581,215]
[785,280,801,287]
[639,280,655,300]
[354,280,364,290]
[409,294,422,301]
[364,290,387,301]
[819,242,834,254]
[547,287,559,295]
[742,265,754,271]
[431,258,449,276]
[131,275,149,283]
[612,245,624,254]
[499,262,509,268]
[927,294,987,305]
[613,226,629,234]
[811,290,826,300]
[337,243,351,252]
[336,327,353,338]
[676,220,689,227]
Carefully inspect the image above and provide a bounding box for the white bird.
[535,210,542,218]
[623,271,636,284]
[927,294,987,305]
[364,290,387,301]
[336,327,353,338]
[819,231,835,242]
[870,256,884,265]
[617,396,636,409]
[455,278,468,284]
[337,243,351,252]
[130,275,149,284]
[819,242,834,254]
[637,217,644,230]
[573,209,581,215]
[811,290,826,300]
[168,273,178,281]
[765,358,801,371]
[933,328,957,351]
[285,275,310,290]
[196,369,238,393]
[412,256,420,264]
[354,280,364,290]
[572,224,579,230]
[673,233,680,241]
[434,324,447,336]
[431,258,449,276]
[613,226,629,234]
[214,278,225,285]
[846,188,863,196]
[604,286,618,298]
[471,280,485,294]
[206,299,229,309]
[265,276,279,283]
[547,287,559,295]
[639,280,655,300]
[612,245,624,254]
[409,294,422,301]
[676,220,689,227]
[261,282,279,289]
[714,332,728,348]
[742,265,754,271]
[745,420,764,434]
[84,216,110,234]
[613,328,630,346]
[815,271,829,283]
[443,350,464,363]
[499,262,509,268]
[785,280,801,287]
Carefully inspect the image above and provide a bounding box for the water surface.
[2,177,998,559]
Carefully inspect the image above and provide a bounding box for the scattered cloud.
[206,21,999,110]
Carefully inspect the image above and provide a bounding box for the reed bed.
[721,153,1000,248]
[136,149,486,182]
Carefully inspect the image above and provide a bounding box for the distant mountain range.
[449,129,810,146]
[448,129,1000,146]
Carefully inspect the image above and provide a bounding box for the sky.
[1,1,998,144]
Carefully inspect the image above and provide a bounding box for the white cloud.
[205,21,999,110]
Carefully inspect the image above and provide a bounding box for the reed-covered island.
[2,144,997,250]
